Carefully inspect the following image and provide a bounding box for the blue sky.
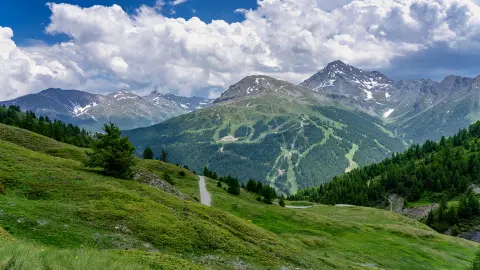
[2,0,257,45]
[1,0,480,99]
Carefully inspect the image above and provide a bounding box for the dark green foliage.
[279,196,286,207]
[84,123,136,179]
[163,172,174,185]
[160,149,168,163]
[217,181,222,188]
[262,186,277,204]
[246,179,257,193]
[0,105,93,148]
[143,146,154,159]
[178,171,186,177]
[227,178,241,195]
[452,224,460,236]
[293,121,480,208]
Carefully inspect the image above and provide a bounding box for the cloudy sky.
[1,0,480,100]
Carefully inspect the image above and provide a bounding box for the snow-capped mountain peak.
[300,61,394,102]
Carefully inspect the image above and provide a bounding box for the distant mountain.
[125,61,480,194]
[125,75,405,194]
[300,61,480,143]
[0,89,214,131]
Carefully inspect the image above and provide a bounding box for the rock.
[134,170,190,200]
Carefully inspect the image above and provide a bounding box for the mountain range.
[0,88,214,131]
[124,61,480,194]
[3,60,480,194]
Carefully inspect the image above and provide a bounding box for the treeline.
[427,190,479,234]
[0,105,94,147]
[204,167,241,195]
[290,121,480,208]
[204,166,280,204]
[245,179,278,204]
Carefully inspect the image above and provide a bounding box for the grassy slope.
[0,124,305,269]
[0,123,478,269]
[194,178,478,269]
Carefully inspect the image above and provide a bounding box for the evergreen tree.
[160,149,169,163]
[143,146,154,159]
[84,123,136,179]
[227,178,241,195]
[246,179,257,193]
[279,195,286,207]
[217,181,222,188]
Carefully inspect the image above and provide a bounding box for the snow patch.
[180,104,188,109]
[383,109,394,118]
[72,102,97,116]
[386,92,391,98]
[363,89,373,100]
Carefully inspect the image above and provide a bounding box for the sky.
[1,0,480,100]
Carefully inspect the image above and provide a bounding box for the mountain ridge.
[0,88,214,131]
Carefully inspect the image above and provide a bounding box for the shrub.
[179,171,186,177]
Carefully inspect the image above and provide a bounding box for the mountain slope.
[0,123,477,269]
[0,89,213,131]
[125,76,406,194]
[300,61,480,143]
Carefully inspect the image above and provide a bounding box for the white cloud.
[1,0,480,100]
[171,0,188,6]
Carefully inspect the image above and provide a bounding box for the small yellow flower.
[75,256,79,260]
[248,220,252,223]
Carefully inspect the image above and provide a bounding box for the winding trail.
[198,176,211,206]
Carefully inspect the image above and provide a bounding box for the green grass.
[200,178,478,269]
[0,129,306,269]
[0,123,478,269]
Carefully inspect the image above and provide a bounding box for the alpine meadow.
[2,0,480,269]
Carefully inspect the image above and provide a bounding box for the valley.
[0,122,476,269]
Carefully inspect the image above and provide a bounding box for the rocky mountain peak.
[215,75,299,103]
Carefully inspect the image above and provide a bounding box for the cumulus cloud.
[1,0,480,100]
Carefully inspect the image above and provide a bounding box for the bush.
[0,182,4,194]
[163,172,174,185]
[178,171,186,177]
[452,224,460,236]
[256,197,262,202]
[217,181,222,188]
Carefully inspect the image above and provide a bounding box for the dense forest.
[290,121,480,233]
[291,121,480,205]
[0,105,94,148]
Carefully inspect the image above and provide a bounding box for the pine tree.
[279,195,286,207]
[143,146,154,159]
[246,179,257,193]
[160,149,169,163]
[227,178,241,195]
[84,123,136,179]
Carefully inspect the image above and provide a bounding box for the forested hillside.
[0,105,93,147]
[291,121,480,235]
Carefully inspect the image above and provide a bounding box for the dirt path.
[198,176,211,206]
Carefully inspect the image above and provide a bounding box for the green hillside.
[292,121,480,236]
[0,123,477,269]
[125,84,405,194]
